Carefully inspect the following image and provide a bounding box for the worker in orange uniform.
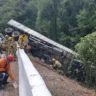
[0,54,18,89]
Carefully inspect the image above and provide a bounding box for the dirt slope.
[30,56,95,96]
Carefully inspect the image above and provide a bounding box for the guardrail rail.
[16,47,52,96]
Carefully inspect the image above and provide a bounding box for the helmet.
[12,34,16,37]
[8,37,12,40]
[7,55,14,61]
[19,35,23,39]
[52,58,56,62]
[5,35,9,38]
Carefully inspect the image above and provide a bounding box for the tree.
[75,32,96,87]
[1,0,96,51]
[35,0,60,41]
[76,0,96,37]
[0,0,26,32]
[18,1,38,29]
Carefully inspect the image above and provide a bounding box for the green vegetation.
[76,32,96,87]
[1,0,96,49]
[1,0,96,87]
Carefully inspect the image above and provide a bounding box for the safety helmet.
[12,34,16,37]
[19,35,23,39]
[7,54,14,61]
[52,58,56,62]
[5,35,9,38]
[8,37,12,40]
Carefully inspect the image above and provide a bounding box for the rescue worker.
[5,35,9,40]
[12,34,17,57]
[1,35,9,55]
[22,34,28,45]
[18,34,28,49]
[22,34,28,52]
[0,55,18,89]
[18,35,24,48]
[52,58,63,74]
[6,36,16,56]
[7,37,13,55]
[12,34,15,40]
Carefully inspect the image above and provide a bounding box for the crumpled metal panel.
[8,19,75,54]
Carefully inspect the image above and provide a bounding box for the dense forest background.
[0,0,96,50]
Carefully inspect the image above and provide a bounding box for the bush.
[75,32,96,87]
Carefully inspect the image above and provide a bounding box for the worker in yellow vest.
[18,34,28,49]
[2,35,9,55]
[12,34,17,57]
[7,37,16,56]
[7,37,13,55]
[18,35,24,48]
[52,58,63,74]
[22,34,28,51]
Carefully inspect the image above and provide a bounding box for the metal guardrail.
[16,47,52,96]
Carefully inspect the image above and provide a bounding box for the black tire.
[4,28,13,36]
